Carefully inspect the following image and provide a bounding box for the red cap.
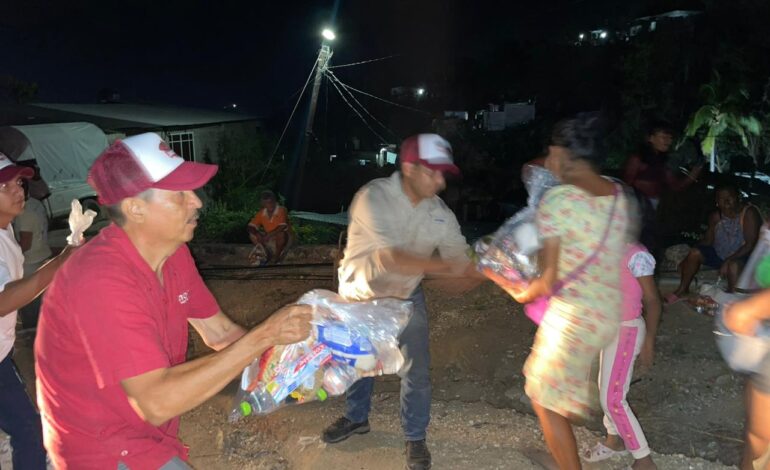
[399,134,459,175]
[87,133,218,205]
[0,153,34,183]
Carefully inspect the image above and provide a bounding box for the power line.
[257,52,320,184]
[326,72,388,143]
[325,70,400,141]
[328,54,401,69]
[336,80,431,116]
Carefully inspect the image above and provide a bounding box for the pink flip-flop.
[664,293,686,305]
[582,442,628,462]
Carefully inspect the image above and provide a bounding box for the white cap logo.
[417,134,453,165]
[121,133,184,182]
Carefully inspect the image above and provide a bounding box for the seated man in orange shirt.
[247,190,293,265]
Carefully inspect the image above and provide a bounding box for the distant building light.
[416,88,425,96]
[599,31,608,39]
[579,33,585,40]
[231,103,238,108]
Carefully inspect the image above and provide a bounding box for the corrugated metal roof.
[31,103,259,128]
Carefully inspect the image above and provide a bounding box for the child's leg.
[743,380,770,470]
[598,334,621,440]
[600,318,650,460]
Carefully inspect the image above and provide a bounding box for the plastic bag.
[66,199,97,246]
[230,289,413,421]
[474,164,559,283]
[740,224,770,290]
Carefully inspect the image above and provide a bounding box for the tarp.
[290,211,349,226]
[0,122,108,184]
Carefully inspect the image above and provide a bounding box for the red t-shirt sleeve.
[177,245,220,319]
[71,270,171,389]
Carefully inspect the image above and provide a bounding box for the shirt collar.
[387,171,435,210]
[101,224,177,284]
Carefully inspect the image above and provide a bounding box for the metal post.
[292,44,332,209]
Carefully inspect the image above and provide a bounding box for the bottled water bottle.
[231,388,278,421]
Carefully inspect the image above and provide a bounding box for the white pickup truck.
[0,122,107,219]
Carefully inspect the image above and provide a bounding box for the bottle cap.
[317,388,328,401]
[239,401,253,417]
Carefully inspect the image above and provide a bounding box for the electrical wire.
[328,54,401,69]
[325,70,399,141]
[335,80,431,116]
[326,72,388,143]
[257,53,320,184]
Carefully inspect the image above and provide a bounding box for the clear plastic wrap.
[230,289,413,421]
[474,164,559,282]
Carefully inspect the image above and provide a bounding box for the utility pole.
[291,42,332,209]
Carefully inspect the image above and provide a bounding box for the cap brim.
[422,161,461,176]
[0,165,34,183]
[152,161,218,192]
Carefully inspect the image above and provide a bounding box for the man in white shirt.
[323,134,477,470]
[14,182,52,330]
[0,153,74,469]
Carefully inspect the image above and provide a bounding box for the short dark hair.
[105,189,155,226]
[646,119,674,137]
[261,190,276,201]
[715,184,740,197]
[549,112,606,168]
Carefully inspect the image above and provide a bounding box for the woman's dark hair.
[549,112,606,167]
[715,183,740,198]
[645,119,674,137]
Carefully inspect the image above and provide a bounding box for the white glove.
[66,199,97,246]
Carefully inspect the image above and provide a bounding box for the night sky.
[1,0,691,116]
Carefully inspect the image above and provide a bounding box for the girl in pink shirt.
[583,243,662,470]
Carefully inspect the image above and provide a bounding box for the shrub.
[290,217,343,245]
[195,201,252,243]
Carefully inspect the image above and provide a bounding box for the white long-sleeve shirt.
[338,172,470,300]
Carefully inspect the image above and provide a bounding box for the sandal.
[581,442,628,462]
[664,293,686,305]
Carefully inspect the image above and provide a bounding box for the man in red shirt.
[34,133,312,469]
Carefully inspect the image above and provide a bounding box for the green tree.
[205,130,284,212]
[0,75,39,104]
[684,71,762,173]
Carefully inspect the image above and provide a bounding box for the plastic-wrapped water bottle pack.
[474,164,559,283]
[230,289,412,420]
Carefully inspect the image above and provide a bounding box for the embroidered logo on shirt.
[178,291,189,304]
[433,218,445,223]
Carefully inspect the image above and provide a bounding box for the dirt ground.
[11,273,744,469]
[170,276,743,470]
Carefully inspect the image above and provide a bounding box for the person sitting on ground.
[667,184,761,302]
[247,190,293,265]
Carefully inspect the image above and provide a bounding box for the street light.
[599,31,608,39]
[578,33,585,40]
[416,88,425,96]
[322,28,336,41]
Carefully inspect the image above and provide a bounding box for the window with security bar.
[167,132,196,162]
